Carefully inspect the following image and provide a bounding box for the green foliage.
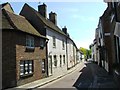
[80,47,91,59]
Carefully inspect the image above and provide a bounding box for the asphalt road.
[36,62,92,89]
[35,61,118,90]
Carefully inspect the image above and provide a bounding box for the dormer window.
[26,35,34,49]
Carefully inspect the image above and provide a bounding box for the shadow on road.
[73,62,93,89]
[73,62,119,89]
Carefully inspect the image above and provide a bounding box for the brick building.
[1,3,48,89]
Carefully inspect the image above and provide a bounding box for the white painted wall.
[73,46,77,65]
[67,39,75,69]
[76,50,81,63]
[46,27,67,76]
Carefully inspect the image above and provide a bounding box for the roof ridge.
[1,2,14,13]
[6,10,25,18]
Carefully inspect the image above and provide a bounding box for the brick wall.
[2,30,17,89]
[101,10,114,73]
[2,29,47,89]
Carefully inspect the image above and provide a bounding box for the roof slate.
[20,3,78,48]
[1,11,13,29]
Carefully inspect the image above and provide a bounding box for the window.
[62,40,65,50]
[54,55,57,67]
[60,55,62,67]
[40,38,45,48]
[63,55,65,64]
[53,36,56,48]
[26,35,34,48]
[42,59,45,73]
[20,60,33,77]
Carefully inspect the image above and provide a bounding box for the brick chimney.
[49,11,57,25]
[38,3,47,19]
[62,26,67,34]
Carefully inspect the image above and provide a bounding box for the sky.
[1,1,107,49]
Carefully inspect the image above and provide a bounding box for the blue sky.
[1,1,107,49]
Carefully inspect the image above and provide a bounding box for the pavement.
[7,61,84,90]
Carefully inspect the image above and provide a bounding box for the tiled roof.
[20,3,78,48]
[2,9,47,39]
[1,11,13,29]
[22,3,68,37]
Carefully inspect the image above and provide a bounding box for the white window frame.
[60,55,62,67]
[53,36,56,48]
[63,55,65,65]
[62,40,65,50]
[54,55,57,67]
[42,59,45,73]
[20,60,33,77]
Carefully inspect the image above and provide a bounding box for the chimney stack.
[49,11,57,25]
[38,3,47,19]
[62,26,67,34]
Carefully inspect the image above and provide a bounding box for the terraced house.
[20,3,79,77]
[93,1,120,86]
[1,2,81,89]
[1,3,48,89]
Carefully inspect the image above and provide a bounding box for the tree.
[80,47,92,60]
[79,47,87,59]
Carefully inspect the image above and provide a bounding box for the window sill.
[53,46,56,48]
[25,46,35,52]
[40,46,44,49]
[42,70,45,73]
[20,73,33,79]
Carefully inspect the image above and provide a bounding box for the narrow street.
[36,61,118,89]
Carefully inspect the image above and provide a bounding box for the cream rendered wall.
[67,39,75,69]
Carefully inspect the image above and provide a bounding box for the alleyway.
[36,61,118,89]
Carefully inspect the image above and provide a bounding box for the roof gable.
[20,3,67,37]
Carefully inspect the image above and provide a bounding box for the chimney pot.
[38,3,47,19]
[49,11,57,25]
[62,26,67,34]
